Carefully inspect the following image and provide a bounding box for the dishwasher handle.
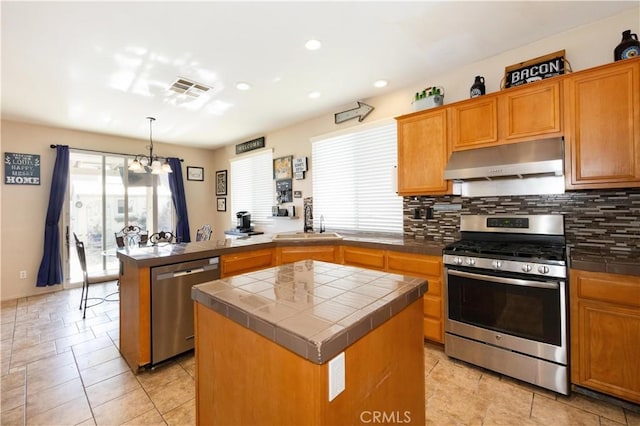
[155,262,219,281]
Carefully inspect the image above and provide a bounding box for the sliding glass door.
[65,151,173,284]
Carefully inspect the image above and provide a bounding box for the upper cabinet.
[451,79,562,151]
[564,58,640,189]
[396,108,452,196]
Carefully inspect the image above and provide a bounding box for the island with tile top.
[191,260,427,425]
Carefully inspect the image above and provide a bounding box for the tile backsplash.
[404,189,640,254]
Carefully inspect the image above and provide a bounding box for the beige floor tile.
[54,329,96,352]
[163,398,196,426]
[475,373,533,418]
[71,335,114,357]
[1,369,25,391]
[147,373,195,414]
[26,377,85,418]
[557,392,627,424]
[26,362,79,396]
[1,385,25,413]
[0,403,25,426]
[531,394,600,425]
[136,361,190,392]
[176,353,195,378]
[75,344,121,371]
[92,388,155,425]
[121,408,166,426]
[26,349,75,375]
[89,320,120,337]
[627,409,640,426]
[26,395,92,426]
[85,370,142,408]
[8,340,57,369]
[600,417,629,426]
[79,356,131,387]
[482,403,545,426]
[9,334,41,351]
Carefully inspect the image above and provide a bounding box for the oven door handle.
[448,269,559,289]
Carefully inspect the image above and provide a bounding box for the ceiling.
[1,1,636,149]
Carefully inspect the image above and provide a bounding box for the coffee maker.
[235,211,252,232]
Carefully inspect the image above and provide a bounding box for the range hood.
[443,137,564,181]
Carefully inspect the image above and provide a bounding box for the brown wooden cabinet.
[341,246,386,270]
[564,58,640,189]
[451,79,561,151]
[396,108,452,196]
[276,245,338,264]
[387,252,444,343]
[570,269,640,404]
[221,248,275,277]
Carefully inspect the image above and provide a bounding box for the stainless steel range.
[444,214,569,395]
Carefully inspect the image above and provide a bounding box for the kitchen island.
[191,260,427,425]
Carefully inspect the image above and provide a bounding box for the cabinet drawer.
[221,249,274,277]
[423,318,443,343]
[576,272,640,308]
[342,247,385,270]
[277,246,337,264]
[423,295,441,318]
[387,252,442,277]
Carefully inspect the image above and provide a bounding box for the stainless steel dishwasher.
[150,257,220,366]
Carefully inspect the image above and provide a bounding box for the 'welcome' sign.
[4,152,41,185]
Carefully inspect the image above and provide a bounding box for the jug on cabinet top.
[614,30,640,61]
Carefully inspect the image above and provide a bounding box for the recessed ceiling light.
[236,82,251,91]
[305,39,322,51]
[308,91,321,99]
[374,79,388,88]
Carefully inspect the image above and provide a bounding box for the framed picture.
[186,166,204,181]
[215,170,227,195]
[217,197,226,212]
[273,155,293,180]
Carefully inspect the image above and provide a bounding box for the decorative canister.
[470,76,485,98]
[614,30,640,61]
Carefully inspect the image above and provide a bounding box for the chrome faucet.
[319,215,325,233]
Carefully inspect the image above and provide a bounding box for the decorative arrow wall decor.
[334,101,374,124]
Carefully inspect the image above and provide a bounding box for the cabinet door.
[451,96,498,150]
[570,270,640,404]
[564,59,640,189]
[500,80,562,141]
[396,109,451,196]
[276,245,337,264]
[221,249,274,277]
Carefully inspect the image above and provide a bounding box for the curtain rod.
[49,144,184,162]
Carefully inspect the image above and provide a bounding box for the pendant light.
[128,117,172,174]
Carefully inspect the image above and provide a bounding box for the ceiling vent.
[168,78,212,99]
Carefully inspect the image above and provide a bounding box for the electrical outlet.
[328,352,345,401]
[19,270,27,279]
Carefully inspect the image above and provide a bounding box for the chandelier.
[128,117,172,174]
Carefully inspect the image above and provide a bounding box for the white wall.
[207,8,639,238]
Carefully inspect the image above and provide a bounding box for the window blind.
[230,149,273,226]
[312,121,402,234]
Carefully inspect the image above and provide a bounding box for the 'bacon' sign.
[504,50,567,89]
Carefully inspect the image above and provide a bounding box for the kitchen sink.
[272,232,343,241]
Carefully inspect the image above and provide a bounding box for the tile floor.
[1,281,639,425]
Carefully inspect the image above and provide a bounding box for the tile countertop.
[569,247,640,277]
[116,232,446,268]
[191,260,428,364]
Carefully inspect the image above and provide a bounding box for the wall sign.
[334,101,374,124]
[236,137,265,155]
[503,50,568,89]
[4,152,40,185]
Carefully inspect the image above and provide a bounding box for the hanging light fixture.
[128,117,172,174]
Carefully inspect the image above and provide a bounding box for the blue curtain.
[37,145,69,286]
[167,158,191,243]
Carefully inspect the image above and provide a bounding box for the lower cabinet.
[221,248,275,277]
[387,252,444,343]
[276,245,338,264]
[570,269,640,404]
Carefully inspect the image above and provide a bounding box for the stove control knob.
[465,258,476,266]
[522,264,532,273]
[538,265,550,274]
[454,257,463,265]
[492,260,502,269]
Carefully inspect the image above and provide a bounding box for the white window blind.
[230,149,273,226]
[312,121,402,234]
